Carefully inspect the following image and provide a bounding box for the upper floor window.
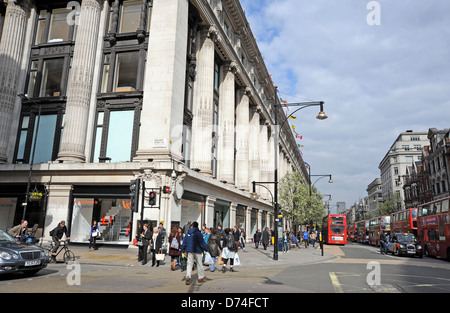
[34,6,78,45]
[108,0,152,36]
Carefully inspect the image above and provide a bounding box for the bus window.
[411,208,417,219]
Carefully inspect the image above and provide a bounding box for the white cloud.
[241,0,450,208]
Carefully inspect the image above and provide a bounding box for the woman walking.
[168,226,181,270]
[221,228,238,272]
[207,228,222,272]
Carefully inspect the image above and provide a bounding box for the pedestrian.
[253,229,262,249]
[282,231,289,253]
[291,232,300,248]
[310,231,317,248]
[380,231,388,255]
[232,226,240,250]
[150,226,163,267]
[207,228,222,272]
[168,226,181,270]
[221,228,238,272]
[7,220,28,239]
[182,220,191,239]
[239,228,246,251]
[139,223,151,265]
[262,227,270,250]
[303,230,309,248]
[181,221,208,285]
[318,230,324,255]
[89,220,99,251]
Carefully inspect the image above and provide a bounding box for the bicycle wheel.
[63,250,76,263]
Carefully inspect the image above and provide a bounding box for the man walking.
[181,222,208,285]
[262,227,270,250]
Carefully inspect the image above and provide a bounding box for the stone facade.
[0,0,308,245]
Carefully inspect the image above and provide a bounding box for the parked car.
[387,232,423,258]
[0,229,50,276]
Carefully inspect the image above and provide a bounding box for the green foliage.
[378,193,403,216]
[278,169,325,225]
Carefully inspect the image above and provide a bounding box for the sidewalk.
[69,242,339,268]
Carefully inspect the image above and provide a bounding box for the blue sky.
[240,0,450,210]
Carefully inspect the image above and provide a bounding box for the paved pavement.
[70,242,339,268]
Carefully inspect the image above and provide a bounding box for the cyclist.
[50,220,70,261]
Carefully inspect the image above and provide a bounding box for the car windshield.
[397,234,416,242]
[0,229,16,243]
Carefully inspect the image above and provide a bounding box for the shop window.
[71,197,132,244]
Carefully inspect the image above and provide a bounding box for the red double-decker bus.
[391,208,418,235]
[348,223,356,242]
[417,196,450,259]
[356,220,369,244]
[322,214,347,245]
[368,216,391,246]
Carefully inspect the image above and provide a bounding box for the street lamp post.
[271,86,327,260]
[18,94,41,221]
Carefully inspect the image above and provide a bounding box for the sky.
[240,0,450,211]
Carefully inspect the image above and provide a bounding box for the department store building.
[0,0,308,245]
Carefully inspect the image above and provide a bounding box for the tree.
[379,193,403,216]
[278,169,325,227]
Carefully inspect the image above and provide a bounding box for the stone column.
[190,26,215,175]
[259,121,269,199]
[229,202,237,228]
[248,106,260,191]
[0,0,29,163]
[135,0,189,162]
[235,87,250,190]
[57,0,102,162]
[217,62,236,184]
[205,196,216,228]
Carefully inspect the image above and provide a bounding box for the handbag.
[155,250,165,262]
[218,252,224,265]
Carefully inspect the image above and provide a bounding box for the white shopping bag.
[233,253,241,266]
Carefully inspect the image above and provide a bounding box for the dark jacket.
[207,234,222,257]
[181,227,208,254]
[51,224,68,240]
[254,231,262,242]
[262,229,270,244]
[141,228,151,246]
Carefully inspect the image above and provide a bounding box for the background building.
[378,130,428,210]
[366,178,383,214]
[0,0,309,245]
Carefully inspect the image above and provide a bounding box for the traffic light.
[162,186,170,194]
[149,191,156,206]
[129,178,140,213]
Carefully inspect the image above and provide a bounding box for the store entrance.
[71,197,132,245]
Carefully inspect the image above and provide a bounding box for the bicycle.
[43,240,76,264]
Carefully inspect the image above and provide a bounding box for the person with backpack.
[180,222,208,285]
[221,228,238,272]
[206,228,222,272]
[168,226,181,270]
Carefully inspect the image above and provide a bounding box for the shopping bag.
[155,251,165,262]
[204,252,214,265]
[218,252,224,265]
[180,254,187,272]
[233,253,241,267]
